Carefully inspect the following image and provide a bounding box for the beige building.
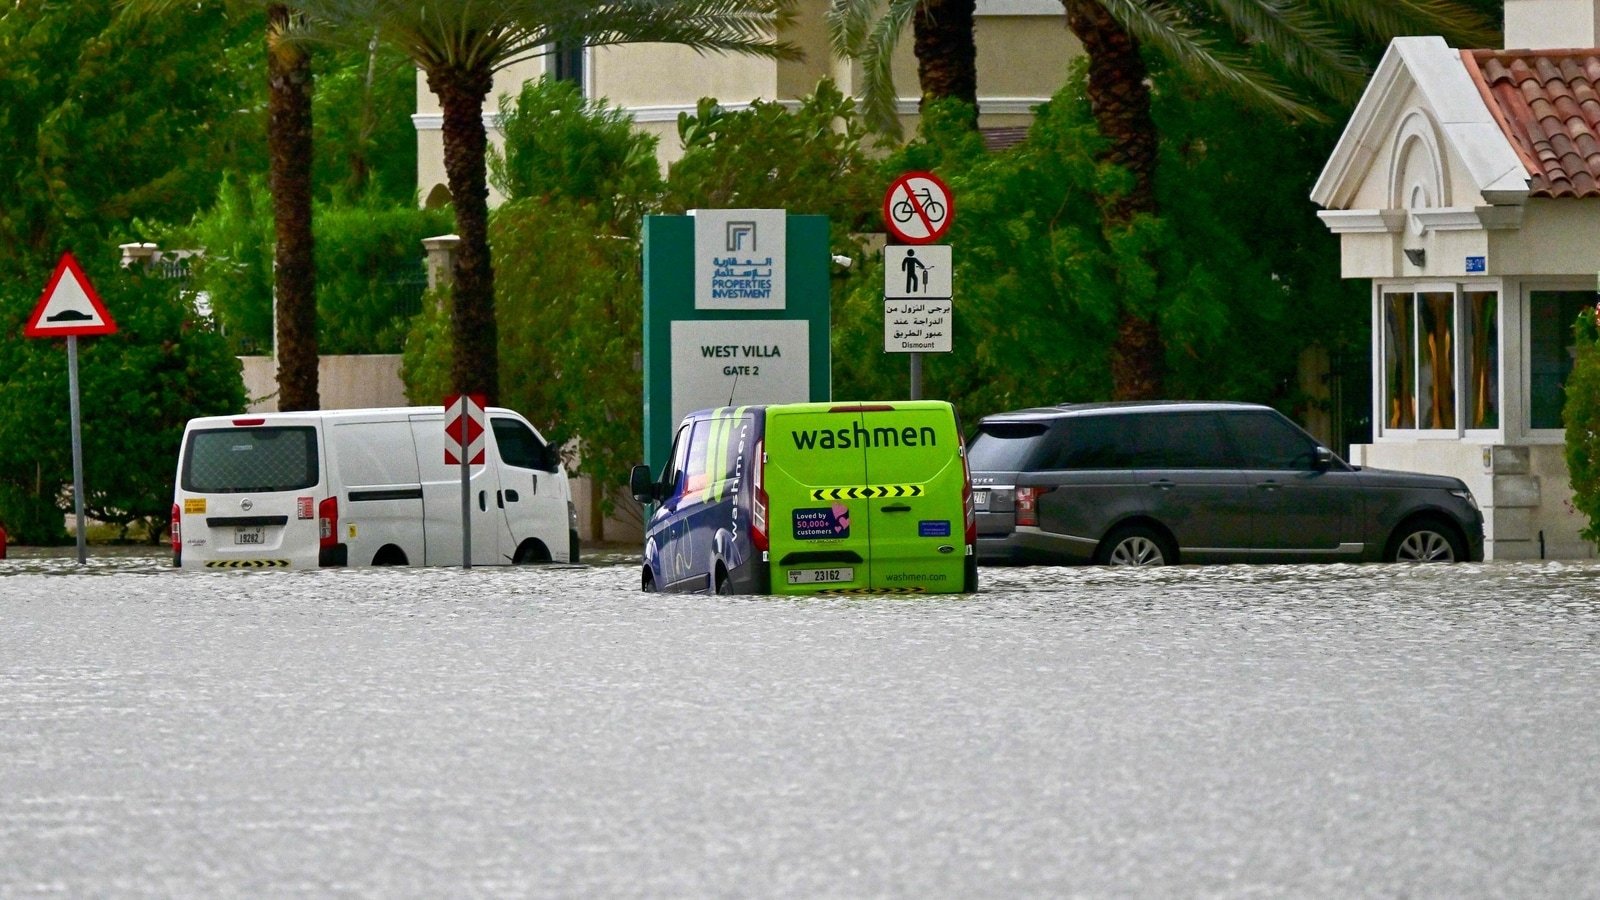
[412,0,1079,204]
[1313,0,1600,559]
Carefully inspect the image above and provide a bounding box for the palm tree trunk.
[267,4,318,412]
[1064,0,1163,400]
[913,0,978,128]
[427,63,499,404]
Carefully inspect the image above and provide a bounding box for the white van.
[171,406,578,569]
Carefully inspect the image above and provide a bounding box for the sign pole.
[909,352,922,400]
[460,404,471,570]
[66,335,87,565]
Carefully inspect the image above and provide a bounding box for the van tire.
[1387,517,1465,563]
[642,568,658,592]
[568,529,580,564]
[1097,524,1175,566]
[963,556,979,592]
[714,565,732,595]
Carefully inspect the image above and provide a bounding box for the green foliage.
[186,181,451,355]
[664,80,880,233]
[0,0,263,270]
[489,77,663,232]
[313,39,422,204]
[1565,307,1600,548]
[0,262,246,544]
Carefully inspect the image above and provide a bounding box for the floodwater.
[1,552,1598,897]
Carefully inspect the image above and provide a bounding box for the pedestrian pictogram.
[883,171,954,244]
[444,393,486,465]
[24,252,117,338]
[883,245,952,298]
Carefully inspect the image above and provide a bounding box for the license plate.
[973,489,990,511]
[787,567,853,585]
[234,526,265,545]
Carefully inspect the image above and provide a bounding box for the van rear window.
[182,426,318,493]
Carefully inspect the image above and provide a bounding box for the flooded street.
[2,555,1598,896]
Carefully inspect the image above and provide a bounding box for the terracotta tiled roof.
[1463,48,1600,198]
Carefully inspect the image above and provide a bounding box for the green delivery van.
[629,401,978,594]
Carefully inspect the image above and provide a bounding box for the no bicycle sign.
[883,171,954,244]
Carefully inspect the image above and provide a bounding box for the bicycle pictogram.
[891,187,946,225]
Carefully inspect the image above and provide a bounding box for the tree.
[267,3,320,411]
[1056,0,1496,400]
[293,0,799,406]
[826,0,978,136]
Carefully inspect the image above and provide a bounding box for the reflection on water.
[2,556,1598,895]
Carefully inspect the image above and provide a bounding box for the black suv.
[969,401,1484,566]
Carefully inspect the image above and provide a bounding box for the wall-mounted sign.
[1466,256,1486,273]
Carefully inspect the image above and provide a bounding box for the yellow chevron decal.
[808,484,925,501]
[203,559,291,569]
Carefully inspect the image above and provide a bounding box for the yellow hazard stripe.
[809,484,925,501]
[203,559,291,569]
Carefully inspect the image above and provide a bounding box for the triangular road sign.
[24,252,117,338]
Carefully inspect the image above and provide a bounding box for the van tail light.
[318,497,338,548]
[751,439,769,552]
[170,503,182,555]
[961,447,977,546]
[1015,486,1053,527]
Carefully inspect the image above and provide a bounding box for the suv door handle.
[1257,480,1281,491]
[882,504,912,513]
[1149,480,1175,491]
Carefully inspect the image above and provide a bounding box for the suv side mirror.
[1314,446,1334,470]
[629,464,659,503]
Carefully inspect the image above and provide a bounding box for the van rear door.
[857,403,967,592]
[763,405,873,593]
[176,418,323,568]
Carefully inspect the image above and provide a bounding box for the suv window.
[1125,412,1237,469]
[1051,415,1135,469]
[1221,410,1319,469]
[969,421,1052,471]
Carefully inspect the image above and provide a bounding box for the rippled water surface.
[2,553,1598,896]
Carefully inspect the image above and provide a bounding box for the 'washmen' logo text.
[790,423,938,451]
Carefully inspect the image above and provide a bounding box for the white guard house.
[1311,0,1600,560]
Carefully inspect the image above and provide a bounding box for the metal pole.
[67,335,87,565]
[460,402,471,569]
[909,351,923,400]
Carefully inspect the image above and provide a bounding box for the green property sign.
[642,210,831,472]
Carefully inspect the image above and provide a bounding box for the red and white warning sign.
[882,171,954,244]
[444,393,486,465]
[24,251,117,338]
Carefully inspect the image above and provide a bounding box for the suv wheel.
[1097,525,1174,566]
[1388,519,1464,563]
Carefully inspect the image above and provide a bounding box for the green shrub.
[1565,305,1600,547]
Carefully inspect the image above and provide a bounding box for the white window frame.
[1374,279,1506,442]
[1519,277,1597,444]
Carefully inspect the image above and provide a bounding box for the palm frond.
[1209,0,1372,104]
[1099,0,1321,121]
[1312,0,1499,49]
[825,0,884,55]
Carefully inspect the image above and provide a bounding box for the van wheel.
[568,529,581,564]
[963,556,979,592]
[1097,525,1174,566]
[714,565,733,595]
[1387,518,1465,563]
[642,568,658,592]
[513,540,552,565]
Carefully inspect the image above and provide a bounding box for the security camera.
[831,254,853,268]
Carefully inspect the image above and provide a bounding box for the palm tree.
[827,0,978,137]
[292,0,799,405]
[1060,0,1497,399]
[267,3,319,411]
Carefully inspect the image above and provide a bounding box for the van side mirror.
[540,443,562,473]
[630,464,658,503]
